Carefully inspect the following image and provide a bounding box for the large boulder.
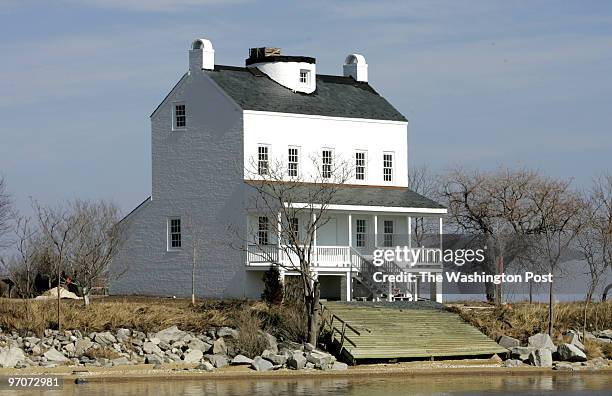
[188,338,211,352]
[251,356,274,371]
[154,326,188,344]
[260,331,278,353]
[196,361,215,372]
[145,354,163,365]
[94,331,117,346]
[529,348,553,367]
[528,333,557,352]
[567,333,585,352]
[212,338,227,355]
[287,353,307,370]
[0,347,26,368]
[262,350,287,366]
[307,351,335,368]
[331,362,348,370]
[510,346,536,361]
[556,343,587,362]
[205,354,229,368]
[183,349,204,364]
[498,335,520,349]
[116,328,131,343]
[44,348,69,363]
[232,354,254,365]
[74,339,93,356]
[143,342,163,357]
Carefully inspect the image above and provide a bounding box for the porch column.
[312,213,317,266]
[277,212,282,264]
[348,214,352,249]
[407,216,412,250]
[373,215,378,248]
[245,215,250,265]
[436,279,443,303]
[437,216,444,303]
[345,271,352,301]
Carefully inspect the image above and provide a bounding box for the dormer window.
[173,103,186,130]
[299,70,310,84]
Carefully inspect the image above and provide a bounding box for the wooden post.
[373,215,378,248]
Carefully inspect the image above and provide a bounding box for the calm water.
[6,374,612,396]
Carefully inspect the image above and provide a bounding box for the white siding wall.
[111,70,258,298]
[243,111,409,187]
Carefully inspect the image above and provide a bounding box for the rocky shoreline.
[0,326,346,372]
[1,326,610,373]
[499,330,611,371]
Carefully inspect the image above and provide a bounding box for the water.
[7,373,611,396]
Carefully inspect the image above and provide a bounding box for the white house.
[110,39,447,302]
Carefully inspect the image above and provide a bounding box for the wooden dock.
[321,301,507,363]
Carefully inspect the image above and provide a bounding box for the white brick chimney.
[189,38,215,71]
[343,53,368,82]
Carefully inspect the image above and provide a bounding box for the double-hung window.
[383,152,394,182]
[356,219,367,248]
[288,147,299,177]
[173,103,186,130]
[322,149,333,179]
[355,151,366,181]
[168,218,182,250]
[289,217,299,241]
[258,145,269,176]
[383,220,394,247]
[258,216,269,245]
[299,70,309,84]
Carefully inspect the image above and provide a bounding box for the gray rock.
[196,361,215,372]
[556,343,587,362]
[64,342,76,356]
[205,354,229,368]
[75,339,93,356]
[112,357,131,366]
[31,344,42,356]
[307,351,335,367]
[502,359,523,368]
[0,347,26,368]
[331,361,348,370]
[251,356,274,371]
[187,338,210,352]
[263,352,287,366]
[116,328,131,342]
[155,326,188,344]
[529,348,553,367]
[305,362,315,369]
[232,354,254,365]
[149,337,161,345]
[158,340,172,351]
[94,332,117,346]
[553,362,575,371]
[212,338,227,355]
[260,331,278,353]
[44,348,69,363]
[145,354,163,365]
[528,333,557,352]
[510,346,535,361]
[498,335,520,349]
[217,327,239,338]
[287,353,307,370]
[303,343,315,352]
[568,333,585,352]
[143,342,163,357]
[183,349,203,363]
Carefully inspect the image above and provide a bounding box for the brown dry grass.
[0,296,249,335]
[450,301,612,358]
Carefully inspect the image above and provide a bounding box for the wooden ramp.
[321,301,507,363]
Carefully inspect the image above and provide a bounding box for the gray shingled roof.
[248,182,445,209]
[205,65,407,122]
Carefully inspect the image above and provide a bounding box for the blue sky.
[1,0,611,214]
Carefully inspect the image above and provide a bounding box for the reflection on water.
[7,373,612,396]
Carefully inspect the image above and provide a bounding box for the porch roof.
[246,181,445,212]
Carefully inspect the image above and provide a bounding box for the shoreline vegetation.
[0,296,610,379]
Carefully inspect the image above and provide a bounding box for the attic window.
[299,70,310,84]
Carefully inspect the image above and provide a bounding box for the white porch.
[245,209,445,303]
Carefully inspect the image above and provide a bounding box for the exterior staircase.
[321,301,508,364]
[349,248,414,301]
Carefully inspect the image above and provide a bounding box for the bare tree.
[441,167,544,304]
[244,155,352,344]
[68,200,124,306]
[408,166,440,246]
[34,201,75,330]
[576,173,612,336]
[526,177,584,335]
[0,176,13,250]
[0,216,40,298]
